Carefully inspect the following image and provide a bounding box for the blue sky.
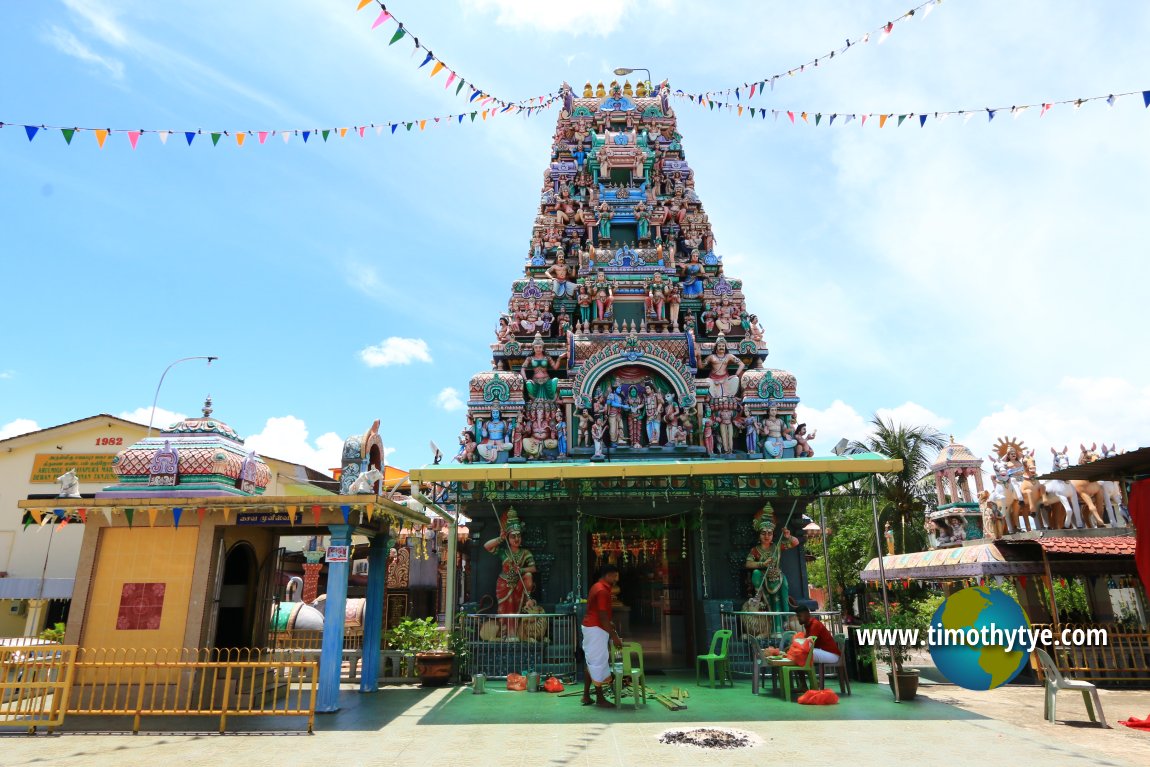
[2,0,1148,475]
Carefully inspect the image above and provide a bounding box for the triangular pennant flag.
[879,21,894,43]
[482,110,488,120]
[750,83,757,99]
[844,114,855,125]
[389,26,406,45]
[357,126,365,138]
[30,509,43,525]
[445,71,456,89]
[341,504,351,524]
[1040,103,1052,117]
[737,106,743,116]
[987,109,996,122]
[390,123,397,134]
[375,124,383,135]
[786,111,795,124]
[57,516,69,531]
[23,515,32,531]
[283,131,292,143]
[1143,91,1150,108]
[814,113,821,126]
[419,52,433,68]
[61,128,75,144]
[287,505,297,526]
[185,131,195,146]
[456,79,466,95]
[25,125,39,141]
[458,114,464,123]
[339,127,347,138]
[124,508,135,527]
[211,132,222,145]
[157,130,169,144]
[321,129,330,141]
[221,507,230,524]
[469,89,481,102]
[419,120,427,130]
[303,130,311,142]
[470,112,476,122]
[312,504,322,526]
[897,114,906,127]
[963,112,974,124]
[919,114,927,127]
[236,132,245,147]
[128,130,141,149]
[258,131,268,144]
[172,507,182,528]
[1107,94,1116,107]
[371,8,391,29]
[77,508,87,524]
[146,507,158,527]
[861,114,868,126]
[430,61,445,77]
[405,122,413,130]
[197,507,206,525]
[879,114,888,128]
[95,129,109,148]
[358,0,375,10]
[102,508,113,525]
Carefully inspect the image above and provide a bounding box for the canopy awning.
[860,543,1033,581]
[0,578,74,600]
[411,453,902,496]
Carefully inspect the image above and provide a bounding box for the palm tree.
[849,416,946,554]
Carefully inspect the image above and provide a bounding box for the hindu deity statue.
[701,407,716,455]
[635,201,651,241]
[715,400,736,455]
[743,404,759,454]
[666,282,681,330]
[495,316,514,344]
[626,385,644,448]
[483,508,537,638]
[546,253,577,298]
[591,270,614,321]
[522,333,561,400]
[455,430,478,463]
[677,249,704,297]
[699,335,745,398]
[591,416,607,458]
[760,403,798,459]
[478,409,513,463]
[554,412,568,457]
[793,423,816,458]
[645,272,668,321]
[746,314,764,345]
[577,409,593,447]
[596,200,612,242]
[606,385,628,445]
[521,405,557,459]
[745,509,800,629]
[576,284,593,326]
[643,384,663,446]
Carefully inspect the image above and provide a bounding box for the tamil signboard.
[235,510,304,526]
[30,454,118,484]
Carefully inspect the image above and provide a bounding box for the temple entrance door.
[213,542,258,649]
[592,526,692,670]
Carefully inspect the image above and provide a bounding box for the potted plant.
[859,606,926,700]
[387,617,453,687]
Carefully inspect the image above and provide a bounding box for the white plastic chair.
[1035,648,1109,728]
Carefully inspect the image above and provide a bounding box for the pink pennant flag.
[358,126,366,138]
[861,114,868,126]
[445,71,456,89]
[258,131,269,144]
[157,130,170,144]
[371,9,391,29]
[128,130,141,149]
[749,82,757,99]
[786,111,795,124]
[1040,103,1052,117]
[878,22,893,43]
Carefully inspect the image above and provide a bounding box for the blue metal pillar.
[317,524,352,713]
[359,529,388,692]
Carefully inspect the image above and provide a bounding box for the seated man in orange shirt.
[795,605,840,664]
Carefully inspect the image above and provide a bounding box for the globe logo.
[929,586,1032,690]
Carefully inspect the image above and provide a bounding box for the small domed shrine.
[927,437,985,547]
[99,396,270,498]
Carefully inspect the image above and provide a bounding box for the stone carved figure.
[760,404,798,459]
[479,409,513,463]
[522,333,561,400]
[744,510,800,633]
[606,385,628,445]
[483,508,537,638]
[591,416,607,458]
[577,409,593,448]
[793,423,816,458]
[56,468,81,498]
[546,254,577,298]
[699,335,744,398]
[626,385,644,448]
[643,384,663,446]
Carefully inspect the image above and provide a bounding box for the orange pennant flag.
[30,509,43,525]
[482,110,488,120]
[430,61,445,78]
[287,505,297,526]
[879,114,889,128]
[236,132,246,147]
[95,129,109,148]
[357,0,373,9]
[737,106,743,116]
[801,112,808,123]
[77,508,87,524]
[419,120,427,130]
[146,508,158,527]
[339,127,348,138]
[221,507,230,524]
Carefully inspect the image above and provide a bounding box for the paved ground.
[3,676,1148,767]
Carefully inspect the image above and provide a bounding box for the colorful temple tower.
[927,437,986,547]
[413,81,896,673]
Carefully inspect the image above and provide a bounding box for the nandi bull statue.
[347,467,384,494]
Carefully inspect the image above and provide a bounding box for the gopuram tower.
[412,81,895,676]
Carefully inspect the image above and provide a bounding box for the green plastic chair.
[696,629,734,688]
[779,636,817,702]
[611,642,647,708]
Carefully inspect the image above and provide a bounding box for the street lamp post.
[146,356,218,437]
[613,67,652,89]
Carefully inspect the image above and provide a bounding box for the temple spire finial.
[203,395,213,418]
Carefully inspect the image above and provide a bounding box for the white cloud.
[0,371,13,380]
[0,419,40,441]
[795,400,951,456]
[117,406,188,430]
[359,337,432,367]
[436,387,465,412]
[44,25,124,79]
[961,376,1150,471]
[464,0,629,36]
[876,403,952,432]
[61,0,127,47]
[244,415,345,474]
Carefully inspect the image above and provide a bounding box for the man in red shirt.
[581,564,622,707]
[795,605,841,664]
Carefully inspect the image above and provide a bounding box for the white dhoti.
[813,648,840,665]
[581,625,612,685]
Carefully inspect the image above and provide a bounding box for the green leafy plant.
[386,616,451,654]
[38,622,66,643]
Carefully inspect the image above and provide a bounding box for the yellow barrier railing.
[0,643,76,733]
[1030,623,1150,684]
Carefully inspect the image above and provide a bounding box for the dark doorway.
[214,543,257,649]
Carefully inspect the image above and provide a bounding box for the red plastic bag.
[797,689,839,705]
[543,676,565,693]
[786,633,811,666]
[506,673,527,691]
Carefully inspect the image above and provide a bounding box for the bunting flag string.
[0,92,560,150]
[678,0,943,103]
[674,87,1150,127]
[356,1,563,113]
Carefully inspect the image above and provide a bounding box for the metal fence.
[269,630,366,682]
[0,642,76,732]
[1032,623,1150,685]
[459,612,577,680]
[720,610,844,677]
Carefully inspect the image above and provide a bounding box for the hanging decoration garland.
[355,1,562,112]
[675,88,1150,126]
[679,0,943,103]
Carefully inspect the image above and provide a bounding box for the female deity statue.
[577,409,593,447]
[698,335,745,399]
[576,285,593,326]
[495,316,514,344]
[511,420,525,459]
[645,273,667,321]
[677,249,705,298]
[652,204,668,243]
[625,386,644,448]
[643,385,663,446]
[596,201,612,242]
[745,509,800,628]
[743,404,759,454]
[760,404,798,459]
[666,283,681,330]
[700,302,716,335]
[701,407,715,455]
[715,297,735,335]
[521,333,562,400]
[635,201,651,241]
[554,412,569,457]
[483,508,537,638]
